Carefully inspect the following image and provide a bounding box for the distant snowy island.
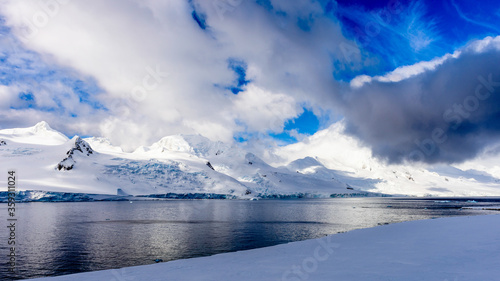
[1,121,500,201]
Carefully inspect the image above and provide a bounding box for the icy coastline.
[25,214,500,281]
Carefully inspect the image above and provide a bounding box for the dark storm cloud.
[340,42,500,164]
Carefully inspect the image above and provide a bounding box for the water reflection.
[0,198,497,280]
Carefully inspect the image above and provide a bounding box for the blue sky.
[334,0,500,79]
[1,0,500,162]
[265,0,500,143]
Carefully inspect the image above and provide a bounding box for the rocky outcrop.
[206,161,215,171]
[56,137,94,171]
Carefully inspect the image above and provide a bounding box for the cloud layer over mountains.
[1,0,500,164]
[340,37,500,164]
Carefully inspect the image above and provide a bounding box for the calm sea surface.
[1,198,498,280]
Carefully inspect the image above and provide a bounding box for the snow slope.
[26,214,500,281]
[0,121,68,145]
[1,121,500,197]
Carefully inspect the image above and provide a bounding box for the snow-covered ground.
[26,214,500,281]
[1,121,500,198]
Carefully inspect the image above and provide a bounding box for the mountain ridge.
[1,121,500,197]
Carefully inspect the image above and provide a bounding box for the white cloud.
[0,0,359,149]
[350,51,460,88]
[0,85,17,109]
[233,84,300,132]
[350,36,500,89]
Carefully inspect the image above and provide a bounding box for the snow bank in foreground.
[27,214,500,281]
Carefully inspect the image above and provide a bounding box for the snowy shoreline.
[25,214,500,281]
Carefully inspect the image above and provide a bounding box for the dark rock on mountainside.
[57,137,94,171]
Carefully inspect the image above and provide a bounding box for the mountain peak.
[152,135,194,154]
[32,121,52,132]
[149,134,229,157]
[83,137,123,153]
[0,121,69,145]
[56,137,94,171]
[286,157,326,172]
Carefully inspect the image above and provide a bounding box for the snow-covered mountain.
[1,121,500,198]
[269,122,500,197]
